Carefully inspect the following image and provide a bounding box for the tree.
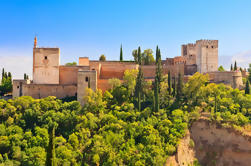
[218,65,225,71]
[24,73,28,80]
[65,62,77,66]
[132,48,155,65]
[135,47,144,111]
[2,68,5,80]
[0,69,12,96]
[234,61,237,71]
[142,49,155,65]
[176,73,183,102]
[123,69,138,96]
[120,44,123,61]
[132,49,138,63]
[46,126,56,166]
[248,64,251,83]
[154,77,159,112]
[99,54,106,61]
[172,76,176,97]
[245,80,250,94]
[108,78,121,89]
[153,46,163,112]
[7,72,11,79]
[168,71,172,95]
[155,46,163,88]
[230,64,233,71]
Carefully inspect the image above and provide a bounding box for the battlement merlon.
[196,40,218,47]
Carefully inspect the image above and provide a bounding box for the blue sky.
[0,0,251,78]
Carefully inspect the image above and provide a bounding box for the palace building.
[13,37,244,104]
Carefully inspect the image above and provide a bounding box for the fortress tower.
[181,43,196,65]
[33,37,60,84]
[196,40,218,73]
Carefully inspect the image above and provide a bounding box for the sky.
[0,0,251,79]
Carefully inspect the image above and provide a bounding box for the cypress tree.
[155,46,162,88]
[24,73,27,80]
[154,77,159,112]
[138,47,142,65]
[168,71,172,95]
[88,77,91,88]
[245,80,250,94]
[46,126,56,166]
[230,64,233,71]
[2,68,4,80]
[7,72,12,80]
[176,73,183,102]
[172,76,176,97]
[120,44,123,61]
[135,47,144,111]
[234,61,237,71]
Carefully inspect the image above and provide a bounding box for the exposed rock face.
[165,131,196,166]
[166,118,251,166]
[190,119,251,166]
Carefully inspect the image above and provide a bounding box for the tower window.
[85,77,88,82]
[211,46,214,48]
[17,86,19,89]
[44,56,47,60]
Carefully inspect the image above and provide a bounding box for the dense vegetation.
[0,68,12,96]
[0,70,250,165]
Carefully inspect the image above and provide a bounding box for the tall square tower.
[196,40,218,73]
[33,47,60,84]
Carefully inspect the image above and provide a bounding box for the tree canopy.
[0,71,250,165]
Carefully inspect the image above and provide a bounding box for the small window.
[85,77,88,82]
[17,86,19,89]
[211,46,214,48]
[92,68,95,71]
[45,56,47,60]
[206,46,208,48]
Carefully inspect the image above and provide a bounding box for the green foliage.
[99,54,106,61]
[248,64,251,83]
[0,72,250,165]
[135,65,144,110]
[24,73,29,80]
[0,68,12,96]
[168,71,172,95]
[218,65,225,71]
[234,61,237,71]
[108,78,121,89]
[132,48,155,65]
[65,62,77,66]
[245,80,250,94]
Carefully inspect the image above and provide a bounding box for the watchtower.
[33,37,60,84]
[196,40,218,73]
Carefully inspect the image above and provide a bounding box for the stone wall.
[13,81,76,99]
[207,71,243,89]
[77,70,97,105]
[59,66,89,85]
[79,57,90,66]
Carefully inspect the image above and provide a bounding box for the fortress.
[13,38,244,104]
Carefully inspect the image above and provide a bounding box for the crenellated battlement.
[196,39,218,47]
